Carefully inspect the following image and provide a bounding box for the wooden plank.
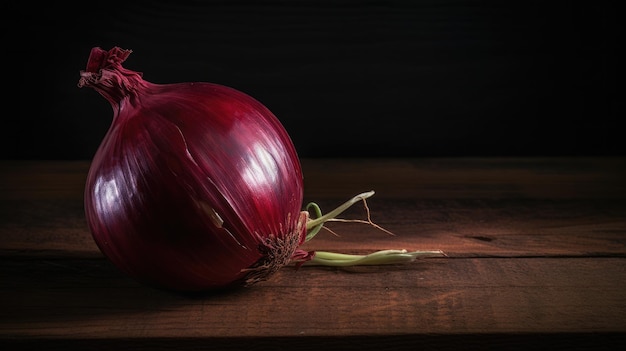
[2,158,626,201]
[301,157,626,200]
[0,161,89,200]
[1,196,624,258]
[302,197,626,257]
[1,257,624,339]
[2,158,625,258]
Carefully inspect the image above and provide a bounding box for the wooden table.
[1,158,625,350]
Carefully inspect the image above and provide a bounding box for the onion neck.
[78,47,147,106]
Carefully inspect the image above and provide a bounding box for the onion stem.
[298,191,446,267]
[304,249,446,266]
[305,190,375,241]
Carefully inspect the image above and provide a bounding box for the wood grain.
[1,158,625,350]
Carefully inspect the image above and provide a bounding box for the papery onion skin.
[79,47,310,292]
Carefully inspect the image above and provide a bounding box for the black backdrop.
[2,0,622,160]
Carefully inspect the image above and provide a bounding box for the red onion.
[79,47,442,293]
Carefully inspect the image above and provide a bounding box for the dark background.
[2,0,622,160]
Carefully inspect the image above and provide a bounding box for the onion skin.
[79,47,309,292]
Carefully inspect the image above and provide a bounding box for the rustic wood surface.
[1,158,625,350]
